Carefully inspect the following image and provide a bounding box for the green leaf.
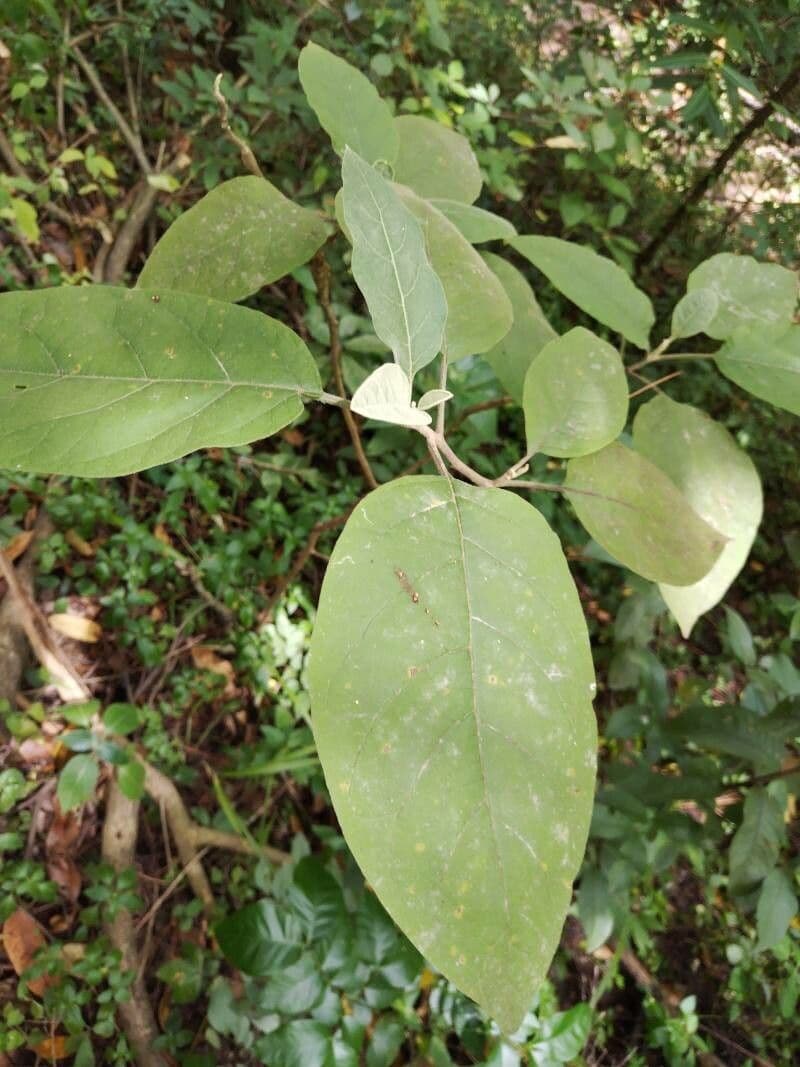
[724,606,757,667]
[417,388,452,411]
[393,116,481,203]
[341,150,446,379]
[298,42,398,164]
[396,187,513,359]
[510,236,654,349]
[716,322,800,416]
[216,900,303,976]
[350,364,430,427]
[427,200,516,243]
[57,754,99,812]
[289,857,347,940]
[633,395,762,636]
[687,253,798,340]
[0,286,321,477]
[480,253,557,402]
[103,703,141,735]
[61,700,101,727]
[577,868,614,953]
[366,1016,405,1067]
[565,442,727,585]
[522,327,628,457]
[729,788,785,896]
[137,177,328,303]
[756,869,798,951]
[670,287,719,338]
[117,759,145,801]
[308,476,597,1032]
[255,1019,334,1067]
[10,198,39,242]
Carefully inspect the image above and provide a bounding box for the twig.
[436,351,448,435]
[71,45,152,175]
[311,250,379,489]
[262,512,352,622]
[0,514,53,706]
[627,351,715,374]
[628,370,683,399]
[636,64,800,270]
[448,395,513,433]
[213,73,264,179]
[102,781,166,1067]
[0,519,88,702]
[139,757,290,914]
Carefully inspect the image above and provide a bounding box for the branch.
[636,64,800,271]
[139,757,289,914]
[102,782,167,1067]
[311,251,378,489]
[213,74,264,179]
[262,512,352,622]
[448,395,513,433]
[71,45,152,176]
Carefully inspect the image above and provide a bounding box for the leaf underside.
[342,150,447,379]
[309,476,597,1032]
[0,286,320,477]
[565,442,728,586]
[633,395,763,636]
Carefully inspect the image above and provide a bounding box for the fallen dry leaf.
[190,646,236,695]
[30,1034,70,1060]
[64,528,95,557]
[2,529,34,563]
[2,909,50,996]
[48,613,102,643]
[153,522,172,546]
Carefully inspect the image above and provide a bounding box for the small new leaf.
[417,388,453,411]
[350,364,431,427]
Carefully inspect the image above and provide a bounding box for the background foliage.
[0,1,798,1064]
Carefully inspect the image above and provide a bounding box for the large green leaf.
[393,116,482,203]
[510,236,654,350]
[522,327,628,457]
[396,187,512,359]
[756,869,798,951]
[0,286,321,477]
[137,177,328,303]
[428,200,516,243]
[342,150,447,380]
[715,322,800,416]
[298,42,398,164]
[309,476,597,1031]
[564,443,727,585]
[480,253,557,402]
[686,253,798,340]
[633,395,763,636]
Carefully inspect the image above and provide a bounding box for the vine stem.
[311,251,378,490]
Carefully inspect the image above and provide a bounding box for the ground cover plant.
[1,4,799,1065]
